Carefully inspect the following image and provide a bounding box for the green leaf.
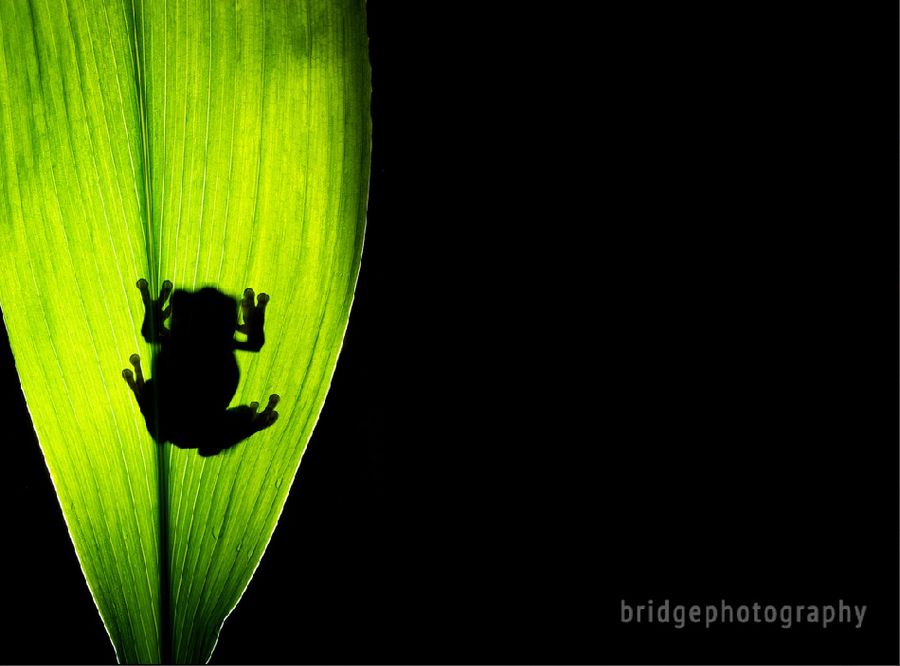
[0,0,370,662]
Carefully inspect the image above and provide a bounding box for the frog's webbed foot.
[196,394,281,458]
[250,393,280,431]
[122,353,145,398]
[137,278,173,343]
[235,288,268,352]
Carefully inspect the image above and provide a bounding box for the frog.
[122,278,280,457]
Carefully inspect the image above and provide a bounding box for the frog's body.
[123,279,279,457]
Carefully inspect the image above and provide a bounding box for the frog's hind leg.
[197,394,280,457]
[251,394,280,431]
[122,353,145,398]
[122,354,167,443]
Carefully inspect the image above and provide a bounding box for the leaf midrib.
[126,1,168,662]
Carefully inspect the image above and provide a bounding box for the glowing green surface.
[0,1,369,662]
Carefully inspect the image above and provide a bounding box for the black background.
[1,3,898,664]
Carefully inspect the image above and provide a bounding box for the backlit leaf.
[0,1,370,662]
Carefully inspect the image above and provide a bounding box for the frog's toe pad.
[253,394,280,429]
[122,367,139,397]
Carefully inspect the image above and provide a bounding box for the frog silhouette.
[122,278,280,457]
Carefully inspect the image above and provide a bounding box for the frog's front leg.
[234,287,269,352]
[137,278,173,343]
